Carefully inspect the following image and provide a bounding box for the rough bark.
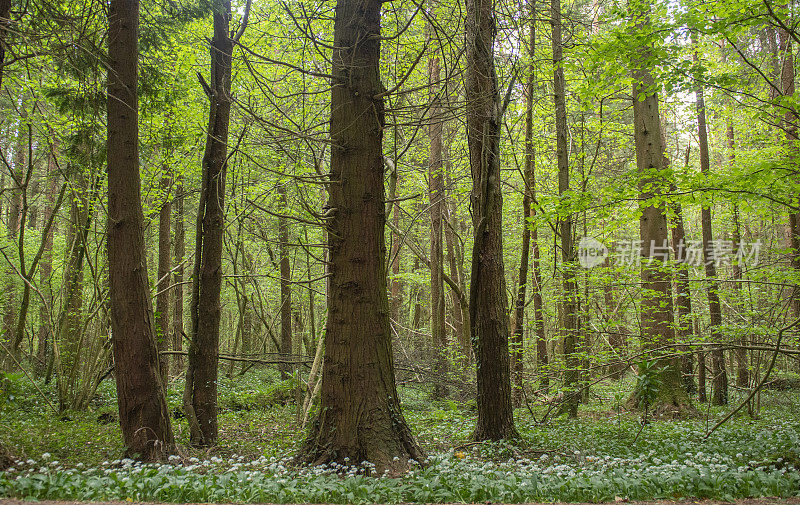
[107,0,174,461]
[299,0,424,473]
[184,1,233,448]
[466,0,518,439]
[552,0,579,417]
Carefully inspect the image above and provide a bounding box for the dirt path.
[2,498,799,505]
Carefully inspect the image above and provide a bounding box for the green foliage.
[3,378,800,503]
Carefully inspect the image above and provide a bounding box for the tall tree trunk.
[428,37,448,399]
[172,175,185,372]
[630,4,686,407]
[278,183,293,380]
[552,0,579,417]
[107,0,174,461]
[466,0,518,440]
[512,2,537,403]
[156,171,172,385]
[299,0,424,473]
[184,0,238,447]
[693,39,728,406]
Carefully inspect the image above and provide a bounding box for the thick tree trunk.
[428,44,448,399]
[630,5,686,408]
[107,0,174,461]
[184,0,235,447]
[694,40,728,406]
[278,184,293,380]
[299,0,424,473]
[552,0,579,417]
[466,0,518,440]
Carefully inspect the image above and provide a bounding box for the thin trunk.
[278,184,293,380]
[694,38,728,406]
[107,0,174,461]
[184,0,240,447]
[552,0,579,417]
[466,0,518,440]
[172,176,185,372]
[728,119,748,388]
[512,3,536,403]
[156,172,172,385]
[37,144,60,373]
[670,150,696,395]
[0,0,10,91]
[603,258,628,380]
[428,37,448,399]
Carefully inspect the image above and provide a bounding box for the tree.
[156,164,172,385]
[184,0,250,447]
[551,0,580,417]
[465,0,518,440]
[107,0,174,461]
[428,18,448,399]
[299,0,425,472]
[278,183,293,380]
[693,37,728,406]
[629,0,687,408]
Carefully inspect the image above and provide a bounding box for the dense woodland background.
[0,0,799,491]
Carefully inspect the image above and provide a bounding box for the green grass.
[1,369,799,503]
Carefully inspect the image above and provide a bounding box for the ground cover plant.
[1,370,799,503]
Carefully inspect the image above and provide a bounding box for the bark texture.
[184,0,235,447]
[107,0,174,461]
[300,0,425,473]
[465,0,518,440]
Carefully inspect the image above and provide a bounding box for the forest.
[0,0,799,502]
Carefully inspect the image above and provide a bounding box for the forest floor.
[1,369,800,503]
[1,499,799,505]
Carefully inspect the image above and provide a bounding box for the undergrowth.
[1,369,799,503]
